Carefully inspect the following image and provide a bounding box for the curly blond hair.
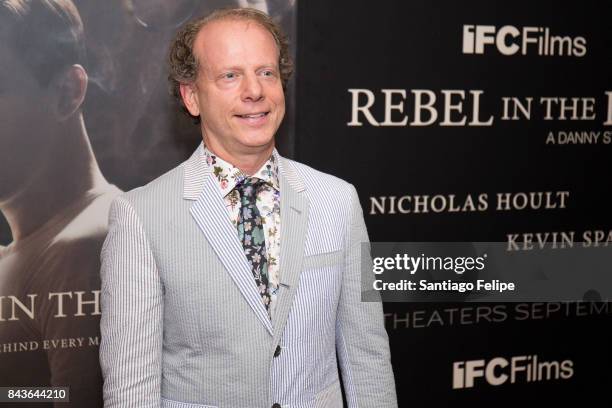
[167,7,293,122]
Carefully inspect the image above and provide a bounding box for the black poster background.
[296,0,611,406]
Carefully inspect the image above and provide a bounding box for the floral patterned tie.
[236,177,271,312]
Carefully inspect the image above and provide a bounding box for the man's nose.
[241,73,264,102]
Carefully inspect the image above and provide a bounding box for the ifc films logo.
[462,25,586,57]
[453,355,573,389]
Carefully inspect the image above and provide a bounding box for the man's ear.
[51,64,88,121]
[179,82,200,117]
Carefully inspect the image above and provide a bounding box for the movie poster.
[0,1,296,406]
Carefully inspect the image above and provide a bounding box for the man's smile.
[235,111,271,126]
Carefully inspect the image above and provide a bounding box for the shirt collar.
[202,146,280,197]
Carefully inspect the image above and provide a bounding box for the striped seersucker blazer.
[99,143,397,408]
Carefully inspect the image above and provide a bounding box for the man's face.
[185,18,285,157]
[0,41,56,202]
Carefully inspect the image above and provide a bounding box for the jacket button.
[274,345,281,358]
[272,404,281,408]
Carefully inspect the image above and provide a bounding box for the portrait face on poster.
[0,41,52,202]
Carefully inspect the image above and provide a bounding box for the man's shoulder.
[121,161,186,207]
[282,157,357,200]
[107,162,190,236]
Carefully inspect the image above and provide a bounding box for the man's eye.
[223,72,236,79]
[262,70,274,77]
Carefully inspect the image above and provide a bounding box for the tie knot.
[236,177,266,201]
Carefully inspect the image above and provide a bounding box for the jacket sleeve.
[99,196,163,408]
[336,184,398,407]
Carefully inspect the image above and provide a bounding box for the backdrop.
[296,0,611,406]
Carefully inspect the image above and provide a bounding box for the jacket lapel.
[272,156,309,344]
[184,144,274,335]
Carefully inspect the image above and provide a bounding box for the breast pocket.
[303,207,344,258]
[161,397,218,408]
[303,250,343,269]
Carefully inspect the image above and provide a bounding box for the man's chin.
[235,134,276,150]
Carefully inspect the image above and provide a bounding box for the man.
[100,7,397,408]
[0,0,120,406]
